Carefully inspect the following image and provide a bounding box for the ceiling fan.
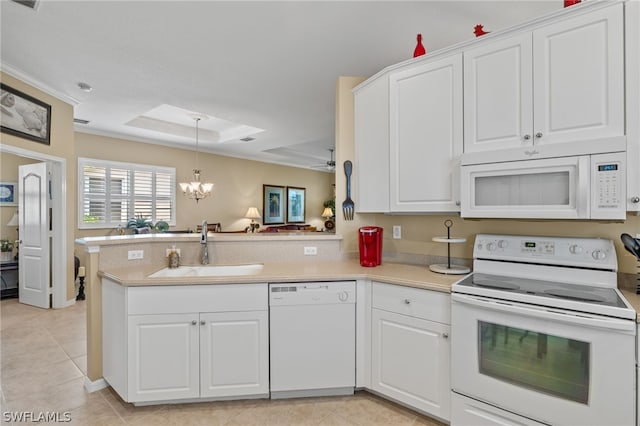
[311,148,336,171]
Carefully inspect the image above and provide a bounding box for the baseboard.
[84,377,108,393]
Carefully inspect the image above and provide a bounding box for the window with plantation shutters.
[78,158,176,229]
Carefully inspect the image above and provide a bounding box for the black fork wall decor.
[342,160,354,220]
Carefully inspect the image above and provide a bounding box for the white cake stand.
[429,220,470,275]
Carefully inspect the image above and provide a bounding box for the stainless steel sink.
[148,264,263,278]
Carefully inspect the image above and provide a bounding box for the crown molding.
[1,62,81,106]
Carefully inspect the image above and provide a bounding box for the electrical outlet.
[636,233,640,239]
[128,250,144,260]
[393,225,402,239]
[304,246,318,256]
[165,248,181,257]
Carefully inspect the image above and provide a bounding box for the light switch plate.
[304,246,318,255]
[393,225,401,239]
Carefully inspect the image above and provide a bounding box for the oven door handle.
[452,293,636,333]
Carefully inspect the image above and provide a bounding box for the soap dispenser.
[168,246,180,269]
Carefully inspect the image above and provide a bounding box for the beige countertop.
[99,258,464,293]
[99,260,640,322]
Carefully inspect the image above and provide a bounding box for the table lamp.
[245,207,261,233]
[322,207,335,231]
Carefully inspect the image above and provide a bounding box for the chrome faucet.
[200,220,209,265]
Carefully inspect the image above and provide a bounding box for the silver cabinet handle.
[443,333,449,339]
[191,320,197,325]
[631,196,640,204]
[200,320,206,326]
[535,132,543,138]
[523,134,531,140]
[404,299,411,305]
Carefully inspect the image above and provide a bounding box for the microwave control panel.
[591,153,625,220]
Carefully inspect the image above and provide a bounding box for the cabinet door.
[626,0,640,212]
[354,77,390,213]
[533,4,624,147]
[389,54,462,212]
[371,309,450,420]
[463,33,533,154]
[128,314,200,402]
[199,311,269,398]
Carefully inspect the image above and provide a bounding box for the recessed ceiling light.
[77,82,93,92]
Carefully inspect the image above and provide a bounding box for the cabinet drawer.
[127,283,268,315]
[372,282,450,324]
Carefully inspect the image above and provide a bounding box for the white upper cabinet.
[625,0,640,212]
[463,3,625,164]
[464,33,533,154]
[354,77,390,213]
[389,53,463,212]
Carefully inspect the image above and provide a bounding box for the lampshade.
[245,207,261,219]
[322,207,334,218]
[179,116,214,203]
[7,212,18,227]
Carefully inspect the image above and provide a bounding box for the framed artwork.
[263,184,285,225]
[0,83,51,145]
[286,186,306,223]
[0,182,17,206]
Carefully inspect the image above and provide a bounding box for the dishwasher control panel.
[269,281,355,306]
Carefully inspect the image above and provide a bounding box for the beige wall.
[0,153,38,245]
[0,72,76,300]
[335,76,640,274]
[74,132,335,238]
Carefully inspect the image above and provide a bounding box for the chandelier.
[179,116,214,202]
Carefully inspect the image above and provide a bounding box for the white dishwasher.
[269,281,356,399]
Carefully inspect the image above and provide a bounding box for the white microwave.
[460,152,626,219]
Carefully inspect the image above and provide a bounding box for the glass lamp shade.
[179,169,214,202]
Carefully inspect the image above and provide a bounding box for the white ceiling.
[1,0,559,170]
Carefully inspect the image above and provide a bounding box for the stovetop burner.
[473,276,520,291]
[544,288,607,303]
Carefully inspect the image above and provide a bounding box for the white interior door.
[18,162,50,309]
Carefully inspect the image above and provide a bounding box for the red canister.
[359,226,383,267]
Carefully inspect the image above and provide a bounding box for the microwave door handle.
[452,294,635,333]
[577,156,590,217]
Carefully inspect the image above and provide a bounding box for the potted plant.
[127,216,154,234]
[0,239,14,261]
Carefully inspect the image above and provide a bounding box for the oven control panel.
[474,234,617,269]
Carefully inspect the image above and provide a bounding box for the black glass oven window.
[478,321,589,404]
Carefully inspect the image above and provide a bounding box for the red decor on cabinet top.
[413,34,426,58]
[564,0,581,7]
[474,24,490,37]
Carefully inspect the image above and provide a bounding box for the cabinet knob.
[631,196,640,204]
[443,333,449,339]
[200,320,206,326]
[523,134,531,140]
[535,132,543,138]
[404,299,411,305]
[455,201,461,207]
[191,320,197,325]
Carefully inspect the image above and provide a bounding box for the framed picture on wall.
[0,182,17,206]
[286,186,306,223]
[263,184,285,225]
[0,83,51,145]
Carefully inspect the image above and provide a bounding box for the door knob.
[631,196,640,204]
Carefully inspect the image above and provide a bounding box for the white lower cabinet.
[103,279,269,404]
[370,282,451,421]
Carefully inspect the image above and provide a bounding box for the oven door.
[451,293,635,426]
[461,156,589,219]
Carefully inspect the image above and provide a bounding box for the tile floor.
[0,298,446,425]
